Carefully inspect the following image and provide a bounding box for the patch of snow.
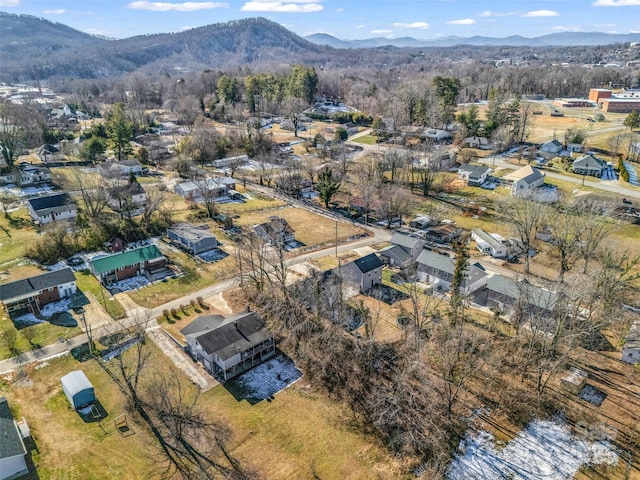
[197,249,227,263]
[235,354,302,401]
[449,419,618,480]
[77,405,93,415]
[13,297,73,326]
[107,275,149,293]
[46,260,68,271]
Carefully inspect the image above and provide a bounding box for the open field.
[1,339,407,479]
[233,206,367,247]
[0,208,39,269]
[351,135,378,145]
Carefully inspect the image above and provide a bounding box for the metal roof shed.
[61,370,95,410]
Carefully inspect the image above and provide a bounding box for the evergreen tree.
[624,110,640,131]
[449,239,470,325]
[105,103,133,161]
[317,167,341,209]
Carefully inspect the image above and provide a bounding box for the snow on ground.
[13,297,73,327]
[449,419,618,480]
[233,354,302,402]
[0,184,54,197]
[46,260,68,271]
[107,275,149,294]
[197,249,228,263]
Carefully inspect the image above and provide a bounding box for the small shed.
[561,367,587,395]
[61,370,95,410]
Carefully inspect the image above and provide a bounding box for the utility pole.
[335,221,338,258]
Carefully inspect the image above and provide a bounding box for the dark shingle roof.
[353,253,384,274]
[27,192,75,213]
[180,314,225,336]
[188,312,272,361]
[378,245,411,263]
[0,396,27,460]
[0,268,76,302]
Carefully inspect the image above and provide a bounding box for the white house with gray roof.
[378,233,425,268]
[0,397,29,480]
[572,154,607,177]
[501,165,546,197]
[338,253,384,293]
[471,229,507,258]
[416,250,488,295]
[167,224,218,256]
[457,165,491,186]
[26,192,77,225]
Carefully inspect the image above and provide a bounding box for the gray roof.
[391,232,422,251]
[473,228,504,250]
[416,250,487,285]
[573,154,606,170]
[459,164,490,179]
[180,314,225,336]
[168,224,216,244]
[378,245,411,263]
[486,274,520,298]
[352,253,384,274]
[27,192,76,215]
[0,396,26,460]
[60,370,93,398]
[188,311,272,361]
[487,274,557,310]
[625,319,640,351]
[0,268,76,302]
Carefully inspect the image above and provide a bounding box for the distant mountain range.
[1,12,638,84]
[305,31,640,48]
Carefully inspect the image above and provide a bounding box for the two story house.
[378,233,425,268]
[254,217,295,246]
[338,253,384,293]
[457,165,491,187]
[416,250,488,295]
[106,181,147,215]
[502,165,545,197]
[167,224,218,256]
[0,268,77,318]
[90,245,168,285]
[182,311,275,381]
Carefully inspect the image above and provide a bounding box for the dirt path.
[205,292,232,315]
[113,292,148,318]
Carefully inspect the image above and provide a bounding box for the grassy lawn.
[74,270,127,319]
[128,243,236,308]
[234,206,366,247]
[351,135,378,145]
[0,208,39,268]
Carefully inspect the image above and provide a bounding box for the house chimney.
[234,321,238,330]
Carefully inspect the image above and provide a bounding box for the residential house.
[622,318,640,364]
[424,223,461,244]
[212,154,248,168]
[97,160,143,179]
[182,311,275,381]
[540,139,563,155]
[0,163,51,186]
[471,229,507,258]
[338,253,383,293]
[0,397,29,480]
[567,143,583,153]
[474,274,558,319]
[26,192,77,225]
[414,150,457,171]
[349,196,382,215]
[423,128,453,142]
[410,216,435,230]
[502,165,546,197]
[106,181,147,215]
[0,268,77,318]
[174,177,236,202]
[378,233,425,268]
[344,122,359,135]
[572,154,607,177]
[167,224,218,256]
[416,250,488,295]
[254,217,295,246]
[90,245,169,284]
[457,165,491,186]
[36,144,62,163]
[464,136,492,150]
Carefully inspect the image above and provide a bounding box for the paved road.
[479,155,640,200]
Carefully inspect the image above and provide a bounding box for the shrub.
[162,309,170,320]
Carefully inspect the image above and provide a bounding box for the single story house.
[501,165,545,197]
[457,165,491,187]
[425,223,461,244]
[423,128,452,142]
[0,268,77,318]
[167,224,218,256]
[464,136,492,150]
[254,217,295,246]
[377,245,412,269]
[97,160,143,179]
[106,181,147,214]
[471,229,507,258]
[212,154,248,168]
[349,196,382,215]
[416,250,488,295]
[174,177,236,202]
[572,154,607,177]
[344,122,359,135]
[339,253,384,293]
[0,163,52,186]
[622,319,640,364]
[0,397,29,480]
[540,139,563,155]
[90,245,168,285]
[410,216,435,230]
[183,311,275,381]
[26,192,77,225]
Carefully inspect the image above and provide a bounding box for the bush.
[162,309,170,320]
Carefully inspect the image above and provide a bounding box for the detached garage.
[61,371,95,410]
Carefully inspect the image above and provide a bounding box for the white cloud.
[335,7,343,12]
[241,1,323,13]
[392,21,429,29]
[551,26,582,31]
[594,0,640,5]
[477,10,517,17]
[355,24,365,30]
[523,9,559,17]
[127,1,228,12]
[0,0,21,6]
[43,8,65,14]
[371,29,392,34]
[447,18,476,25]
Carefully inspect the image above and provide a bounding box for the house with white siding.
[416,250,488,295]
[26,192,77,225]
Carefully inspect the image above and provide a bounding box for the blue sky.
[1,0,639,39]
